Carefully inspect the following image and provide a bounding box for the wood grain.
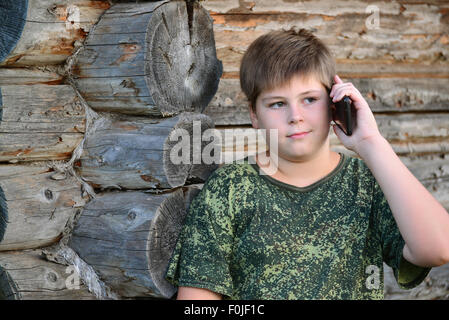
[76,112,217,190]
[0,164,88,251]
[0,84,85,162]
[72,0,222,116]
[69,186,201,299]
[0,249,96,300]
[0,0,109,66]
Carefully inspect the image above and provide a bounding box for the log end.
[145,1,222,114]
[148,189,188,299]
[163,113,218,187]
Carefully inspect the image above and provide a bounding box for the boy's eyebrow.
[261,90,322,101]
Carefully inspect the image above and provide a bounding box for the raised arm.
[330,74,449,268]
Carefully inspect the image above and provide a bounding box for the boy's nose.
[288,105,305,124]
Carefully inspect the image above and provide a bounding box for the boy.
[165,28,449,300]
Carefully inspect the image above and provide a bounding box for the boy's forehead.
[260,74,325,99]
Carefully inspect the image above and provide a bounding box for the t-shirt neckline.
[247,152,348,192]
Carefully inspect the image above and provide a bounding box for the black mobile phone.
[331,95,357,136]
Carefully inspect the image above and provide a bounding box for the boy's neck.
[255,147,341,188]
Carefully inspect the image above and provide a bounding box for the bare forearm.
[357,136,449,267]
[177,286,222,300]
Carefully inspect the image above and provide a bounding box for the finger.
[334,83,360,101]
[332,89,351,102]
[331,85,354,101]
[334,74,344,84]
[330,82,352,97]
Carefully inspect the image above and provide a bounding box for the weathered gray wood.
[0,84,85,162]
[384,262,449,300]
[72,0,222,116]
[76,112,218,190]
[0,164,88,251]
[0,0,110,66]
[0,249,96,300]
[0,67,63,85]
[400,155,449,211]
[69,186,201,299]
[205,0,448,75]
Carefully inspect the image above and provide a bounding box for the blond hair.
[240,28,336,111]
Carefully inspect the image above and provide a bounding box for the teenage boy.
[165,28,449,300]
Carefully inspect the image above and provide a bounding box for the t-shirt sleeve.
[372,179,431,290]
[164,169,234,298]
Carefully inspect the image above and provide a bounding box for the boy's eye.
[268,101,284,108]
[304,97,317,104]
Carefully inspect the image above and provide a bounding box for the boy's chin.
[277,145,328,161]
[276,149,313,162]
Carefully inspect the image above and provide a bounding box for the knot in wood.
[127,210,137,221]
[44,189,54,200]
[46,271,58,283]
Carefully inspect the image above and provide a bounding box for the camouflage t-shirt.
[165,153,431,299]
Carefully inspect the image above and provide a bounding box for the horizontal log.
[0,0,110,66]
[384,262,449,300]
[0,164,88,251]
[400,154,449,182]
[0,249,96,300]
[76,112,218,190]
[69,185,202,299]
[0,68,63,85]
[205,78,449,124]
[72,0,222,116]
[219,46,449,78]
[203,0,448,74]
[0,133,83,162]
[0,84,85,162]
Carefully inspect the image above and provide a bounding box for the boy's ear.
[248,104,259,129]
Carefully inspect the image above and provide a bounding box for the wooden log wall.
[0,0,222,300]
[0,0,447,300]
[0,0,109,300]
[0,249,95,300]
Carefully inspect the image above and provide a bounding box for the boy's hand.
[329,74,383,155]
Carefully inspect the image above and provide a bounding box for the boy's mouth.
[287,131,310,138]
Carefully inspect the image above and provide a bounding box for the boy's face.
[249,73,332,161]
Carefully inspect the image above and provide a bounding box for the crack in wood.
[158,46,172,70]
[160,11,171,41]
[186,1,195,45]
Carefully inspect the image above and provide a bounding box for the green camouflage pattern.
[165,153,431,299]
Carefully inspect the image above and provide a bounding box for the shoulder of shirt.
[343,154,377,183]
[202,158,259,185]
